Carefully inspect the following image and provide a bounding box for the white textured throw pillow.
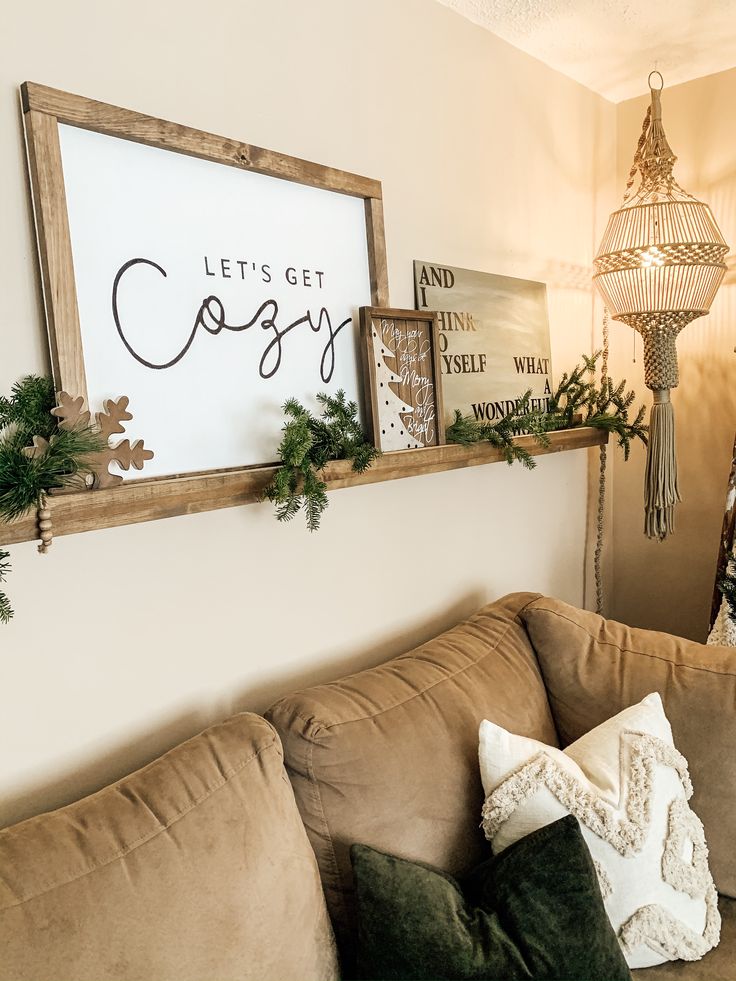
[478,693,720,969]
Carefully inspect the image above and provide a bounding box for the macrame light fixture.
[594,72,728,540]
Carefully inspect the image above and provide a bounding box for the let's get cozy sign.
[57,123,374,478]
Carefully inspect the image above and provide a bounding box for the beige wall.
[610,69,736,641]
[0,0,614,827]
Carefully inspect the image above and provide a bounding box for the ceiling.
[436,0,736,102]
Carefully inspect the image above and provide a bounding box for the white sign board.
[58,124,372,478]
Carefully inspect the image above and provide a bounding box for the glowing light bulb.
[640,246,665,268]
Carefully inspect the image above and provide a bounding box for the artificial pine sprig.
[264,390,380,531]
[0,374,105,623]
[0,550,12,625]
[0,426,104,523]
[0,375,56,442]
[543,352,648,459]
[543,354,599,430]
[446,391,550,469]
[446,354,648,466]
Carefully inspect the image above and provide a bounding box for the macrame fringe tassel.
[644,391,681,541]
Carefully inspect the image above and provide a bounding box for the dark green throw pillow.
[350,815,631,981]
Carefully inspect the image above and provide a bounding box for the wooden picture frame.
[360,306,445,451]
[21,82,389,488]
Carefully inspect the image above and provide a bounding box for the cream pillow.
[478,693,720,970]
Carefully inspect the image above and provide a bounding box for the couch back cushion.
[265,592,557,961]
[520,595,736,899]
[0,713,338,981]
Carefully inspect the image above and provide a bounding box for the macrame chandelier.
[594,72,728,540]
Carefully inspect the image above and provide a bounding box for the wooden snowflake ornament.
[22,436,52,459]
[17,392,153,557]
[50,393,90,429]
[52,392,154,489]
[92,396,154,489]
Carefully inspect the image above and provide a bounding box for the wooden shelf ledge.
[0,427,607,547]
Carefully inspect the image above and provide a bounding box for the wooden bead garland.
[37,493,52,554]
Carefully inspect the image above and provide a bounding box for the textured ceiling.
[437,0,736,102]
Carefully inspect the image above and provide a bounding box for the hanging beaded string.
[36,491,53,554]
[594,308,610,614]
[594,103,646,594]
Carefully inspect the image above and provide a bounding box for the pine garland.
[446,390,550,469]
[0,375,104,621]
[0,426,105,523]
[544,352,648,460]
[0,550,12,625]
[264,390,380,531]
[0,374,57,440]
[446,353,648,464]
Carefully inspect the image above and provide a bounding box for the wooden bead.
[40,531,53,543]
[38,508,51,521]
[38,519,53,531]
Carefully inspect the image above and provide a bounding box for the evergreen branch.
[0,591,11,624]
[263,392,380,531]
[0,426,104,523]
[446,391,549,467]
[302,469,328,532]
[444,411,481,446]
[446,353,648,466]
[0,375,106,624]
[0,550,11,625]
[275,493,303,524]
[0,376,56,441]
[541,353,648,454]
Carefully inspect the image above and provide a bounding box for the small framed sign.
[360,306,445,451]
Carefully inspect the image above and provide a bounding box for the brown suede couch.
[1,593,734,981]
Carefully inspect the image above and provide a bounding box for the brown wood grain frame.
[22,81,389,400]
[359,306,445,450]
[19,81,391,530]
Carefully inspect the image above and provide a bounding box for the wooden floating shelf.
[0,427,607,547]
